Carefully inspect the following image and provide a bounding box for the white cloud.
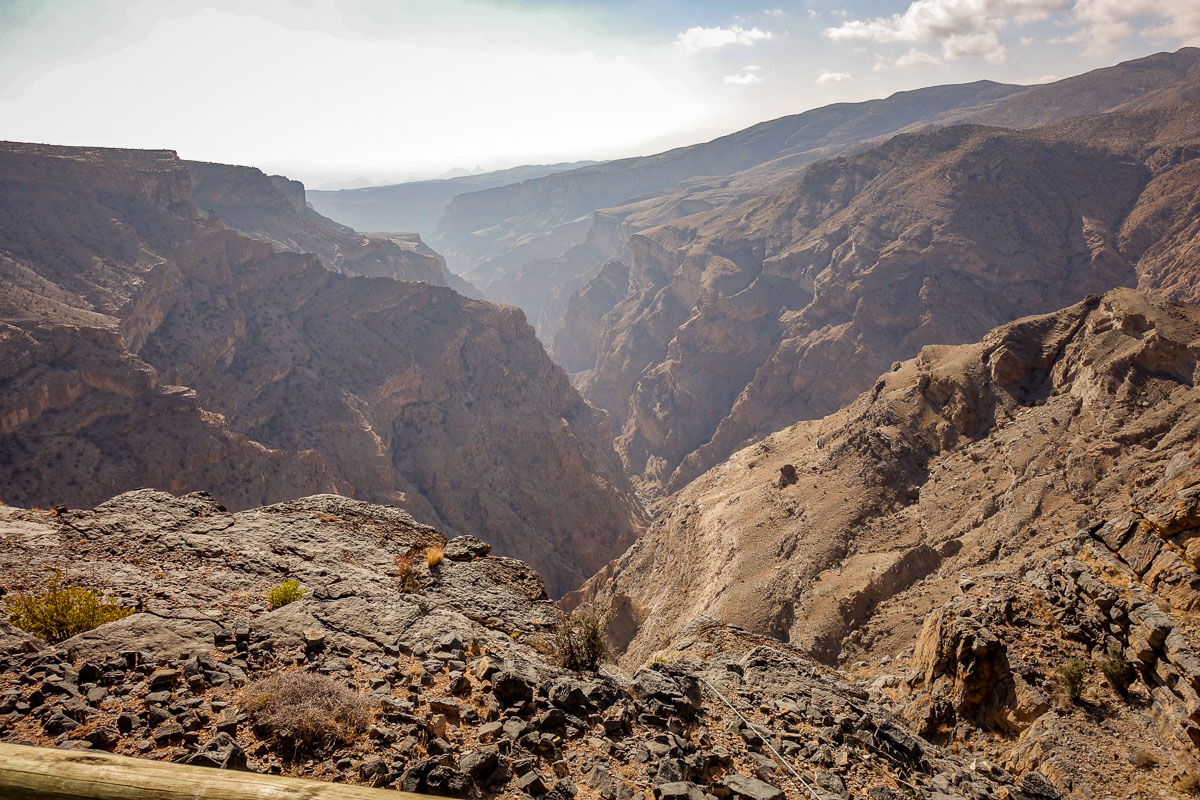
[725,65,764,85]
[676,25,774,52]
[807,9,820,18]
[824,0,1069,63]
[764,8,786,17]
[1066,0,1200,54]
[894,48,945,68]
[817,70,853,83]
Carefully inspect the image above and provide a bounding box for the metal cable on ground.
[697,675,826,800]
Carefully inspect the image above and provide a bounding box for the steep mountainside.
[0,490,1071,800]
[566,96,1200,494]
[0,142,643,595]
[443,48,1199,316]
[185,160,477,295]
[575,289,1200,796]
[307,161,598,239]
[435,81,1026,288]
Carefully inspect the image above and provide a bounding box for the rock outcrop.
[0,142,644,595]
[575,288,1200,665]
[185,160,472,292]
[0,490,1064,800]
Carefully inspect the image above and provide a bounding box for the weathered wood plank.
[0,742,434,800]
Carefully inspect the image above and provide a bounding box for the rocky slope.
[0,490,1067,800]
[0,142,643,595]
[566,93,1200,494]
[574,288,1200,796]
[574,287,1198,662]
[186,160,476,295]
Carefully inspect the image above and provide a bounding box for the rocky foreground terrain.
[0,142,644,595]
[574,288,1200,797]
[0,490,1066,800]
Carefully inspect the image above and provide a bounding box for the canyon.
[0,142,643,596]
[3,43,1200,800]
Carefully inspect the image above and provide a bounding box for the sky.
[1,0,1198,187]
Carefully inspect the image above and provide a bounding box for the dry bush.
[552,606,610,671]
[4,570,134,643]
[425,545,444,567]
[394,552,419,592]
[241,672,369,755]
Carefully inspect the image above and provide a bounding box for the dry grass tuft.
[425,545,444,568]
[241,672,369,756]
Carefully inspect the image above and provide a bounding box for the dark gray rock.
[179,732,246,770]
[444,536,491,561]
[722,774,784,800]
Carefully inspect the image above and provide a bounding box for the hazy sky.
[2,0,1198,186]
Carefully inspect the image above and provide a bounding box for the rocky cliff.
[0,490,1067,800]
[185,160,476,294]
[566,94,1200,494]
[0,142,644,595]
[574,288,1200,796]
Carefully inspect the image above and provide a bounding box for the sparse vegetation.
[1058,658,1088,703]
[1099,643,1133,693]
[4,570,134,643]
[267,579,305,609]
[241,671,369,756]
[394,552,419,592]
[425,545,444,567]
[552,606,610,671]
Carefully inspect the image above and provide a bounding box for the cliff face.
[567,96,1200,494]
[0,142,644,595]
[576,288,1200,672]
[185,160,467,290]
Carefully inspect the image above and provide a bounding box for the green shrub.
[241,671,369,755]
[1099,644,1133,693]
[1058,658,1088,703]
[552,607,610,672]
[4,570,134,643]
[268,580,305,609]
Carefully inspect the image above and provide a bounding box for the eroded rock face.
[0,142,644,595]
[575,101,1200,494]
[575,288,1200,669]
[0,494,1061,799]
[186,160,472,292]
